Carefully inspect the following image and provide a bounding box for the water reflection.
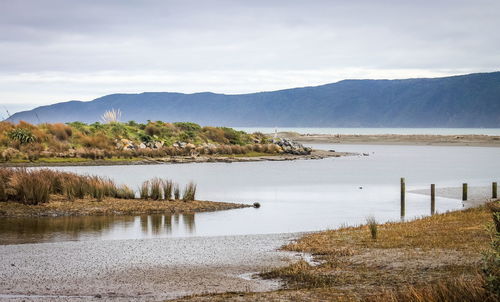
[0,213,196,245]
[1,144,498,245]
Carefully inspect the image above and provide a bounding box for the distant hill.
[7,71,500,127]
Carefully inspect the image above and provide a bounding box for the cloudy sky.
[0,0,499,115]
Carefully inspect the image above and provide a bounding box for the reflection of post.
[400,178,405,217]
[462,183,467,201]
[430,184,435,215]
[183,213,196,234]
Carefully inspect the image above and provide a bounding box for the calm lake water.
[1,144,499,244]
[234,127,500,135]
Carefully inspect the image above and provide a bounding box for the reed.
[182,182,197,201]
[162,180,173,200]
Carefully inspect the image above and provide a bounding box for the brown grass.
[172,203,499,302]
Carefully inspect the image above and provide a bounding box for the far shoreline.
[0,149,355,167]
[277,133,500,147]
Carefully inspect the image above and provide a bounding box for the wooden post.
[462,183,467,201]
[493,182,498,199]
[431,184,435,215]
[400,178,405,217]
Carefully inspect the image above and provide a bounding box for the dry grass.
[173,204,498,302]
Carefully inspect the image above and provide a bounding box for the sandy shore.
[0,233,302,302]
[277,132,500,147]
[409,186,497,207]
[0,150,354,168]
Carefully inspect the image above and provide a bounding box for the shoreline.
[172,200,498,302]
[276,133,500,147]
[0,150,354,167]
[0,197,251,218]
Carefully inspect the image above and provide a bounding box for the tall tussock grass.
[0,168,200,204]
[0,168,123,204]
[182,182,197,201]
[162,180,173,200]
[138,178,197,201]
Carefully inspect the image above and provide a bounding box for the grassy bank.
[173,203,499,301]
[0,121,285,163]
[0,168,250,217]
[0,197,249,217]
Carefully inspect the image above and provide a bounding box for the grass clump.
[174,184,180,200]
[162,180,173,200]
[182,182,197,201]
[366,215,378,240]
[149,178,163,200]
[139,180,150,199]
[116,185,135,199]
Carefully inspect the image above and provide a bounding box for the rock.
[154,141,164,149]
[139,143,147,149]
[253,202,261,208]
[272,138,311,155]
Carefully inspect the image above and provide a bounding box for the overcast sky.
[0,0,499,114]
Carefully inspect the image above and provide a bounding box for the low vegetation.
[0,167,198,205]
[173,202,500,302]
[0,120,282,163]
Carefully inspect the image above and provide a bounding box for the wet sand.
[277,132,500,147]
[409,186,496,207]
[0,233,302,302]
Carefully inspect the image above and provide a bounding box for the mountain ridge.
[7,71,500,127]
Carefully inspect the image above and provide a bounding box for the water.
[1,144,499,244]
[234,127,500,135]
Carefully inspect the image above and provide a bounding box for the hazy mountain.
[7,71,500,127]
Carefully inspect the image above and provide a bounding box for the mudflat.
[0,233,301,302]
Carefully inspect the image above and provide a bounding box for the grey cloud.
[0,0,499,105]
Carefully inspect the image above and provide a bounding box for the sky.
[0,0,499,115]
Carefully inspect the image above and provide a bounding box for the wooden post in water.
[493,182,498,199]
[400,177,406,217]
[431,184,436,215]
[462,183,468,201]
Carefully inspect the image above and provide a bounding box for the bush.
[8,128,36,144]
